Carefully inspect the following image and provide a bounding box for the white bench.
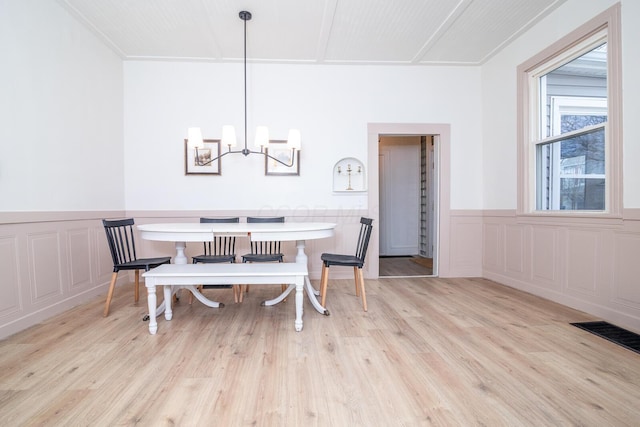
[142,262,308,333]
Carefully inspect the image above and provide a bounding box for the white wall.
[620,0,640,208]
[0,0,124,212]
[481,0,639,209]
[123,61,482,211]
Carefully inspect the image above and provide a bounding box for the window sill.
[516,210,623,227]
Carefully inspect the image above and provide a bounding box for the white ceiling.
[57,0,568,65]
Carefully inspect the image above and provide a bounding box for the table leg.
[184,285,224,308]
[305,276,330,315]
[147,284,158,334]
[295,276,304,332]
[295,239,308,264]
[296,240,319,295]
[261,239,329,315]
[174,241,188,264]
[153,303,165,318]
[263,284,295,306]
[172,242,226,309]
[172,241,188,302]
[151,241,189,318]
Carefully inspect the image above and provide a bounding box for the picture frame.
[265,140,300,176]
[185,139,221,175]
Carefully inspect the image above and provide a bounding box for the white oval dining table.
[137,221,337,315]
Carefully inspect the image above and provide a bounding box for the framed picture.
[265,140,300,176]
[185,139,221,175]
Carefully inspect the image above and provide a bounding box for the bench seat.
[143,262,308,333]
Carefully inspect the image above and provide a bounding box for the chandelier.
[187,10,301,167]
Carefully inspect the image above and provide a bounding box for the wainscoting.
[0,212,121,339]
[482,209,640,333]
[2,208,639,339]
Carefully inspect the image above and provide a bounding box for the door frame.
[367,123,451,278]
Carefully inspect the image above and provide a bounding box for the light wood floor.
[379,256,433,276]
[1,277,639,426]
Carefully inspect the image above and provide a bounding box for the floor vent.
[571,321,640,355]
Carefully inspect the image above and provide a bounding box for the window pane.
[560,124,605,174]
[560,178,605,210]
[561,114,606,134]
[541,43,607,138]
[536,126,605,210]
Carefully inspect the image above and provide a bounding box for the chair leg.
[134,270,140,303]
[357,267,367,312]
[103,272,119,317]
[319,265,326,298]
[233,285,240,303]
[320,264,329,308]
[353,267,360,296]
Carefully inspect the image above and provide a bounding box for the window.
[518,5,621,216]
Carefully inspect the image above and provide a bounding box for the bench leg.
[295,276,304,332]
[164,286,173,320]
[146,284,158,335]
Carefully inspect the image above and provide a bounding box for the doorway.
[378,135,438,277]
[367,122,450,279]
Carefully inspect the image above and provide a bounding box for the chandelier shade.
[221,125,237,148]
[254,126,269,148]
[287,129,302,150]
[187,127,204,149]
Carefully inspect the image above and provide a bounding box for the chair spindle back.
[200,217,240,256]
[247,216,284,256]
[355,217,374,262]
[103,218,138,267]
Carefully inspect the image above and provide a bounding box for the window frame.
[517,4,622,218]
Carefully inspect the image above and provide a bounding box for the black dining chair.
[102,218,172,317]
[319,217,373,311]
[239,216,285,302]
[192,217,240,302]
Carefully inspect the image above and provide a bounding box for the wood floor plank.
[1,277,639,426]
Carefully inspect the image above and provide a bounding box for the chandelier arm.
[264,149,297,167]
[195,148,244,166]
[196,148,296,167]
[196,146,297,167]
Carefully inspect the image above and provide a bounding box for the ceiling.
[57,0,568,65]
